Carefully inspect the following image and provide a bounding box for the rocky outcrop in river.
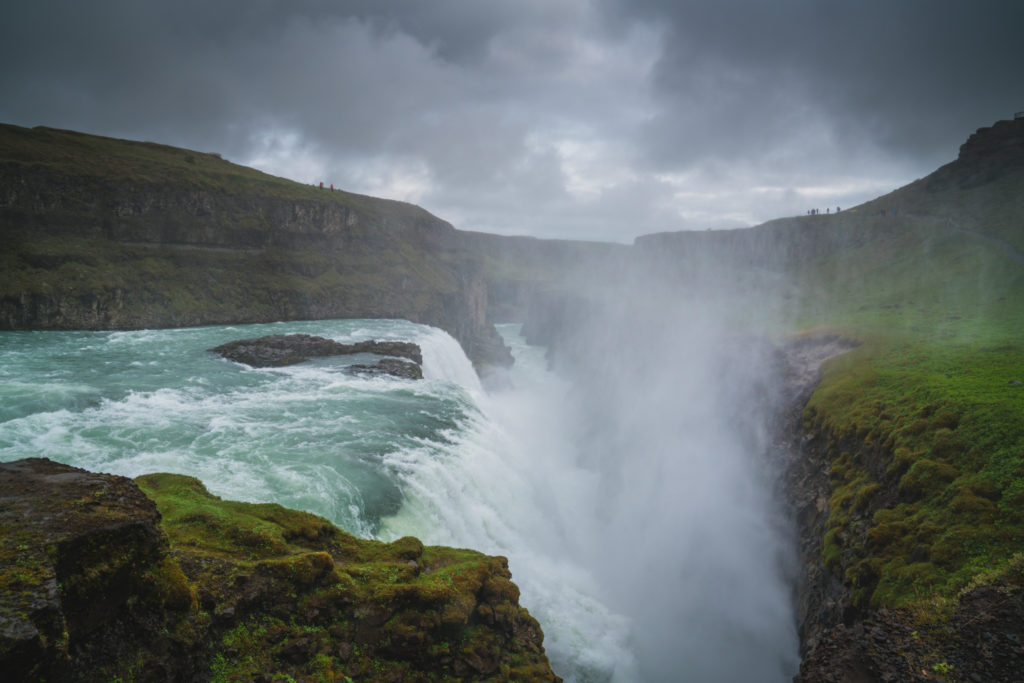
[210,333,425,378]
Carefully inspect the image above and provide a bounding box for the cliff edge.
[0,458,559,682]
[0,124,512,368]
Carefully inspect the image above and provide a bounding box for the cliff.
[0,124,510,368]
[0,458,559,682]
[521,118,1024,679]
[4,115,1024,677]
[925,117,1024,192]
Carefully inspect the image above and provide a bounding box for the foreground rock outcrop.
[0,458,559,682]
[794,571,1024,682]
[0,458,194,681]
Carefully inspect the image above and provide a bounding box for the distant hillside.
[3,115,1024,678]
[0,124,515,365]
[632,119,1024,680]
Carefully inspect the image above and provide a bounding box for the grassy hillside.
[786,135,1024,614]
[0,123,418,219]
[0,123,517,365]
[634,120,1024,628]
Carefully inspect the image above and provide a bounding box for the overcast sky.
[2,1,1021,242]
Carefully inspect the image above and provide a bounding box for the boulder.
[210,333,423,369]
[0,458,199,681]
[347,357,424,380]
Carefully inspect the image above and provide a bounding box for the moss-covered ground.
[782,175,1024,616]
[134,473,556,682]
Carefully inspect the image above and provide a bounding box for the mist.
[440,246,800,680]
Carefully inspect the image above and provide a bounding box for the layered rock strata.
[0,124,512,369]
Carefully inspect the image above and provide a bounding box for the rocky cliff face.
[0,458,199,681]
[0,124,511,368]
[783,405,1024,683]
[927,117,1024,190]
[0,458,559,682]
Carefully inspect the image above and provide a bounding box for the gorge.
[2,118,1024,681]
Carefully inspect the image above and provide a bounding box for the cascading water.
[541,295,801,682]
[381,325,638,681]
[0,313,798,681]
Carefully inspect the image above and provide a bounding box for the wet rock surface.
[771,336,858,653]
[210,333,423,372]
[795,581,1024,682]
[347,357,424,380]
[0,458,199,681]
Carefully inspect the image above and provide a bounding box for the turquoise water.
[0,316,802,681]
[0,320,481,537]
[0,319,634,681]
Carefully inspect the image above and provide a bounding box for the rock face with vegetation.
[3,116,1023,678]
[637,119,1024,679]
[0,124,512,368]
[0,458,559,682]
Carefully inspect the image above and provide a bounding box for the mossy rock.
[0,462,559,681]
[135,472,559,681]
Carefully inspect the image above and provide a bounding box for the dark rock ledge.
[210,333,424,379]
[0,458,559,682]
[771,338,1024,682]
[347,357,423,380]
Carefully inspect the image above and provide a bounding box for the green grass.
[782,171,1024,611]
[0,122,384,213]
[807,339,1024,608]
[134,473,555,681]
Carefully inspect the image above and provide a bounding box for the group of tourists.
[807,207,840,215]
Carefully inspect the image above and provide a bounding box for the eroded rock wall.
[0,124,512,368]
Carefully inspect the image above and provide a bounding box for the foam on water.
[379,325,637,682]
[416,326,484,395]
[0,320,467,537]
[0,319,644,681]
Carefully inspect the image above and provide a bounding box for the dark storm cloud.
[2,1,456,155]
[611,0,1024,167]
[1,1,1020,240]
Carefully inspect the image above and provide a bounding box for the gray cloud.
[2,0,1020,241]
[619,0,1023,164]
